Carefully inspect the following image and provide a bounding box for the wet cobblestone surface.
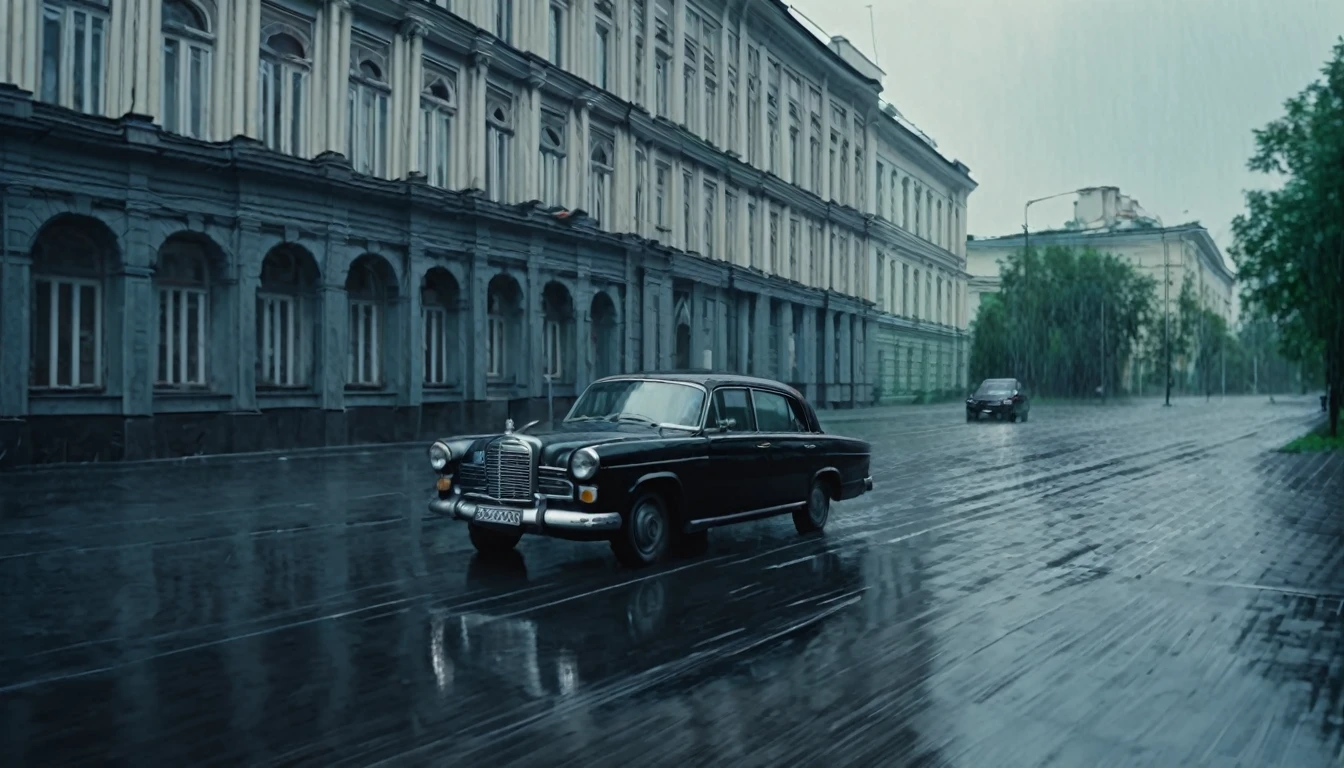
[1,395,1341,767]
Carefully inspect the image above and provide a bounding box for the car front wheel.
[469,523,523,556]
[793,479,832,534]
[611,491,673,568]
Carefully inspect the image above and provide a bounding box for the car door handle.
[757,442,772,449]
[804,444,817,450]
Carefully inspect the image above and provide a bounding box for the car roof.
[594,371,806,398]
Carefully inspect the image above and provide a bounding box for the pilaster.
[0,237,30,417]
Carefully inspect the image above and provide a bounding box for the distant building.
[966,186,1237,392]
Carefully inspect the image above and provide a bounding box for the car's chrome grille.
[456,438,535,502]
[487,438,534,501]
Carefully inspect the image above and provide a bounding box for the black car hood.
[456,421,679,466]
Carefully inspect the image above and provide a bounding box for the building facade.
[967,188,1237,394]
[0,0,975,466]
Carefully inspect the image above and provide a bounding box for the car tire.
[468,523,523,557]
[793,478,832,535]
[674,530,710,558]
[611,490,673,568]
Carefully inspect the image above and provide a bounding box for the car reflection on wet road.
[1,396,1342,767]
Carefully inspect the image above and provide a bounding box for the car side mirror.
[717,418,737,433]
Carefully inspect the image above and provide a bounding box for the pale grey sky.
[787,0,1344,257]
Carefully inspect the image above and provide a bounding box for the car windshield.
[565,379,706,429]
[975,379,1016,397]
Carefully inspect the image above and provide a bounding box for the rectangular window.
[162,35,210,138]
[595,24,610,89]
[421,104,453,188]
[541,147,565,205]
[549,2,566,66]
[682,171,694,250]
[31,277,101,390]
[348,300,380,385]
[544,320,563,379]
[703,182,717,258]
[635,153,647,232]
[40,3,107,115]
[496,0,513,43]
[348,80,390,177]
[487,315,506,377]
[486,125,511,201]
[704,81,717,144]
[589,163,611,227]
[683,67,696,128]
[768,210,780,274]
[725,192,738,263]
[655,163,669,228]
[256,294,303,387]
[789,217,800,281]
[655,55,670,116]
[156,285,207,387]
[748,201,759,268]
[875,162,885,217]
[260,55,307,156]
[423,306,452,386]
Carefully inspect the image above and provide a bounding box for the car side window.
[753,390,804,433]
[712,388,756,432]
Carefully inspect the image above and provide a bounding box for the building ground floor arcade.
[0,110,966,467]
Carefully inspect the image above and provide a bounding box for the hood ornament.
[504,418,515,435]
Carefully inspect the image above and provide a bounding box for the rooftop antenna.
[867,5,879,66]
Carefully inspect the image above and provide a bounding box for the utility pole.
[1163,235,1172,406]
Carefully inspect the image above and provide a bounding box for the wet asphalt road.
[2,396,1342,767]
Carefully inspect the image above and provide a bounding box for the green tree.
[968,245,1157,397]
[1231,38,1344,435]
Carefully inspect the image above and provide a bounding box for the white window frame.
[157,284,208,387]
[259,33,309,157]
[420,77,457,189]
[654,54,670,117]
[348,59,391,177]
[543,319,564,379]
[161,1,212,139]
[704,80,718,145]
[725,191,738,263]
[486,314,506,378]
[703,182,717,259]
[589,139,613,227]
[682,170,695,250]
[540,120,567,206]
[496,0,513,43]
[423,306,453,386]
[486,101,514,202]
[548,0,567,67]
[257,292,304,387]
[40,1,109,115]
[31,276,102,390]
[593,10,612,89]
[348,298,381,386]
[654,163,669,229]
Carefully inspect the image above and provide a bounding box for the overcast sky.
[787,0,1344,259]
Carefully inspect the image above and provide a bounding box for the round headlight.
[428,441,451,472]
[570,447,600,481]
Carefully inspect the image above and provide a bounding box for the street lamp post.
[1163,233,1173,407]
[1021,188,1087,390]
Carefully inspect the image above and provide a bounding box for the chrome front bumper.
[428,492,623,534]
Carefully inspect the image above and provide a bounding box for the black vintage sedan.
[966,377,1031,422]
[427,372,873,568]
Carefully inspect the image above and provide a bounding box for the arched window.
[156,236,211,387]
[486,99,513,201]
[30,216,113,390]
[256,244,317,387]
[161,0,213,138]
[542,282,574,382]
[260,30,309,156]
[420,74,457,189]
[345,255,395,387]
[539,119,566,206]
[589,139,613,227]
[486,275,522,379]
[349,56,390,177]
[39,0,109,115]
[421,269,461,388]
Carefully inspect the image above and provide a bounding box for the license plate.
[475,506,523,526]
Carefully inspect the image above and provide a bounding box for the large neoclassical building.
[0,0,976,465]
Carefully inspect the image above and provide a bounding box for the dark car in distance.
[967,378,1031,422]
[427,372,874,568]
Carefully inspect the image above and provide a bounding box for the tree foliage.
[1231,37,1344,435]
[968,245,1157,397]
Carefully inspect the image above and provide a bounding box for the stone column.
[573,97,593,210]
[865,120,878,215]
[777,301,794,382]
[469,250,489,401]
[0,219,30,417]
[520,66,545,202]
[527,250,543,396]
[821,308,835,401]
[404,256,424,408]
[736,293,751,373]
[318,282,346,411]
[641,270,659,370]
[468,49,491,191]
[800,306,817,401]
[757,41,769,171]
[243,0,265,139]
[839,313,853,403]
[659,280,674,368]
[819,78,831,202]
[574,277,592,392]
[398,19,427,178]
[714,294,729,372]
[643,5,656,109]
[672,0,686,125]
[117,210,155,417]
[733,18,746,155]
[751,294,769,377]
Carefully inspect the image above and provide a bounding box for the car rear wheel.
[793,479,831,535]
[611,491,673,568]
[468,523,523,557]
